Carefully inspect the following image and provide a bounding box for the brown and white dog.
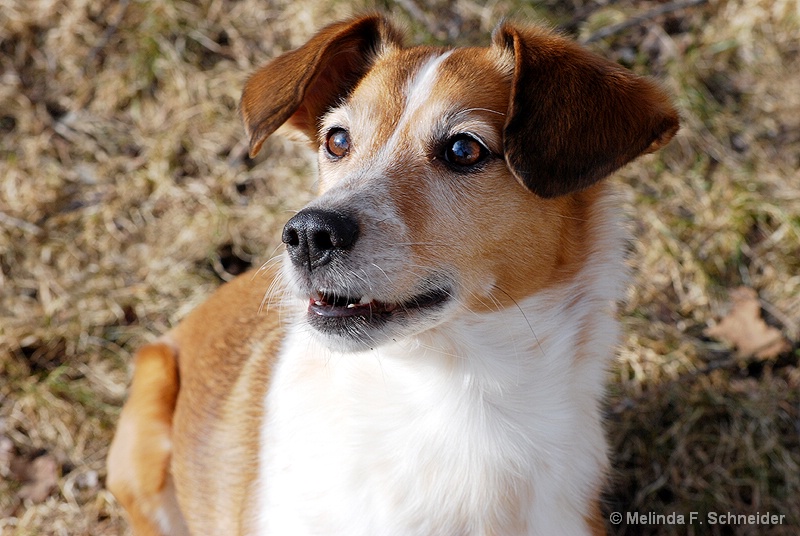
[107,14,678,536]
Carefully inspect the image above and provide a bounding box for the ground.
[1,0,798,535]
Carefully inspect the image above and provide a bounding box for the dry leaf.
[705,287,791,359]
[13,453,59,503]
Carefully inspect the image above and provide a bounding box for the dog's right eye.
[325,128,350,159]
[443,134,488,169]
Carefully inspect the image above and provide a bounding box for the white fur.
[254,195,626,535]
[404,51,454,117]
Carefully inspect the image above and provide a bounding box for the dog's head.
[241,14,678,351]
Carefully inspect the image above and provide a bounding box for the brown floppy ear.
[493,23,679,198]
[241,14,404,157]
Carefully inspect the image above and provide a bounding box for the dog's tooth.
[346,303,356,309]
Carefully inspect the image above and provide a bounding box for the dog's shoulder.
[171,266,284,376]
[168,267,284,531]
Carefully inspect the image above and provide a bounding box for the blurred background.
[1,0,798,534]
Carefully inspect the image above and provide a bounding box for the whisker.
[370,263,392,285]
[466,288,503,315]
[256,244,286,275]
[417,342,464,360]
[492,285,545,358]
[259,269,289,315]
[392,242,449,247]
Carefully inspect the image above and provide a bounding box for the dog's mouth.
[308,288,450,319]
[300,284,453,350]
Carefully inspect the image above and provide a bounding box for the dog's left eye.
[325,128,350,159]
[443,135,488,168]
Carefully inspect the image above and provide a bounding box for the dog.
[107,13,678,536]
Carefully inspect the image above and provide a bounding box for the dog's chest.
[251,303,611,536]
[254,324,545,535]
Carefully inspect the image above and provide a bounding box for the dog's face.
[241,15,678,351]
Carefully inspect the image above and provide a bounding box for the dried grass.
[1,0,798,534]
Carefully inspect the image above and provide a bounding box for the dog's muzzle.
[281,206,451,350]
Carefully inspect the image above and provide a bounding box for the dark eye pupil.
[326,129,350,158]
[446,137,483,166]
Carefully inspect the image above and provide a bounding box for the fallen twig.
[87,0,131,66]
[395,0,441,39]
[581,0,708,44]
[0,211,42,236]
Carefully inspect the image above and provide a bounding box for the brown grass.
[1,0,798,534]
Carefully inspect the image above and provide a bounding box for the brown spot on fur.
[107,269,285,535]
[586,496,609,536]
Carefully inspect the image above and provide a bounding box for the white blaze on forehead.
[369,50,454,167]
[318,49,458,182]
[318,50,453,153]
[403,50,454,117]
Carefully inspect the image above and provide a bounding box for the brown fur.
[169,269,283,534]
[241,14,404,155]
[587,496,611,536]
[106,342,185,535]
[494,23,679,198]
[107,268,283,534]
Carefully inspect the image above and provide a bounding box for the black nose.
[282,208,359,270]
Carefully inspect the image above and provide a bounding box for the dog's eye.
[325,128,350,159]
[443,135,487,167]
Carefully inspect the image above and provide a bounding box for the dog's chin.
[302,287,452,352]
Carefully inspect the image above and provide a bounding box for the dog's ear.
[241,14,404,157]
[492,23,679,198]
